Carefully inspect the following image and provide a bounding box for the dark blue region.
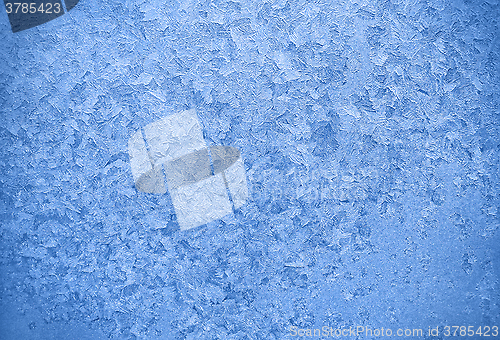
[4,0,79,32]
[4,0,65,32]
[64,0,78,11]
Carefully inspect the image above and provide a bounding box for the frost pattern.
[0,0,499,339]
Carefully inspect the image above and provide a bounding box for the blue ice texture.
[0,0,499,339]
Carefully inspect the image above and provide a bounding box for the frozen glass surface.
[0,0,499,338]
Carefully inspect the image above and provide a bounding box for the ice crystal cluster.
[0,0,499,339]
